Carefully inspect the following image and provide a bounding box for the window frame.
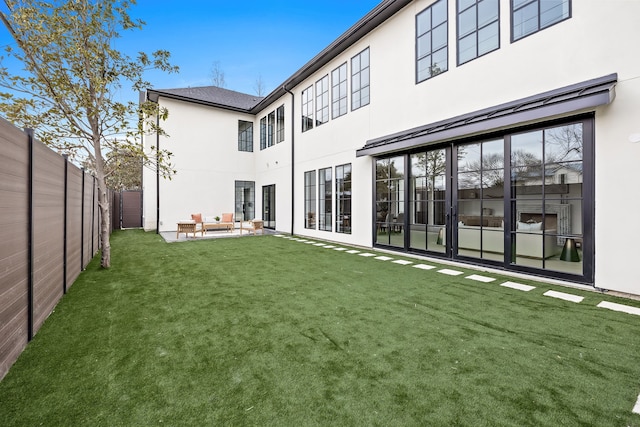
[259,116,267,150]
[304,170,317,229]
[416,0,449,84]
[318,167,333,231]
[315,75,330,126]
[511,0,571,42]
[276,105,285,143]
[351,47,370,111]
[335,163,352,234]
[301,85,314,132]
[237,120,253,152]
[331,62,348,120]
[456,0,500,66]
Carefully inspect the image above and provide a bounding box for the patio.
[161,223,277,242]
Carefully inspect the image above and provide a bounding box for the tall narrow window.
[267,111,275,147]
[315,75,329,126]
[336,163,352,234]
[301,85,313,132]
[351,47,370,111]
[259,117,267,150]
[276,105,285,143]
[238,120,253,152]
[457,0,499,65]
[376,157,405,247]
[416,0,448,83]
[332,63,348,119]
[512,0,570,41]
[304,171,316,229]
[318,167,332,231]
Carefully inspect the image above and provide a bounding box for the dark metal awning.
[356,73,617,157]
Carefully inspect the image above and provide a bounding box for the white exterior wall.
[288,0,640,294]
[144,0,640,294]
[143,98,258,232]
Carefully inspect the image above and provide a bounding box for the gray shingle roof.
[150,86,264,111]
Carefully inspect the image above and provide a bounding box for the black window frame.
[237,120,253,152]
[315,74,330,126]
[511,0,571,42]
[276,105,285,143]
[301,85,314,132]
[259,116,267,150]
[335,163,352,234]
[318,167,332,232]
[416,0,449,84]
[304,170,316,229]
[457,0,500,66]
[351,47,370,111]
[331,62,348,119]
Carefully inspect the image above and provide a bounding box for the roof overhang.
[356,73,617,157]
[145,89,255,114]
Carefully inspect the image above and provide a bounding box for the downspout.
[155,111,160,234]
[283,85,295,235]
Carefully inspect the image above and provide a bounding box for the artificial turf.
[1,230,639,426]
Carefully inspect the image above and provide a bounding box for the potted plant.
[215,216,220,223]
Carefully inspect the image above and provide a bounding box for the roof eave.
[250,0,412,113]
[146,89,255,114]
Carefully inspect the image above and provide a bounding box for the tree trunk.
[97,176,111,268]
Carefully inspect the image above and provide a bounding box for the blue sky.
[0,0,381,104]
[120,0,381,99]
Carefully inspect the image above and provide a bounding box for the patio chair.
[240,219,264,235]
[190,213,205,236]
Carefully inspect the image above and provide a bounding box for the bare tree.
[253,74,266,96]
[210,60,226,88]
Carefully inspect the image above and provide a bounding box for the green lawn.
[1,230,639,426]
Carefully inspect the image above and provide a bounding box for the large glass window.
[259,117,267,150]
[332,63,348,119]
[512,0,570,41]
[511,122,584,275]
[410,150,447,253]
[301,85,313,132]
[276,105,285,143]
[304,171,316,229]
[351,48,370,110]
[376,156,405,248]
[457,0,499,65]
[318,167,332,231]
[238,120,253,152]
[235,181,255,222]
[267,111,275,147]
[336,163,352,234]
[416,0,448,83]
[315,75,329,126]
[457,139,505,261]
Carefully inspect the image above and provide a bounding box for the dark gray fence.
[0,117,116,381]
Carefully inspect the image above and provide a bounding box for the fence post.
[63,154,68,294]
[81,168,85,271]
[25,128,34,342]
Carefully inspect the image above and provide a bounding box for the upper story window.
[276,105,285,143]
[267,111,275,147]
[315,75,330,126]
[457,0,499,65]
[259,116,267,150]
[512,0,570,41]
[351,47,370,111]
[238,120,253,152]
[302,85,313,132]
[416,0,448,83]
[332,63,348,119]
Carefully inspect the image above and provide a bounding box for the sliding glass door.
[373,116,592,283]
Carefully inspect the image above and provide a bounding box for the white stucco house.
[143,0,640,296]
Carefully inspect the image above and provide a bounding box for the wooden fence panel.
[66,165,83,288]
[0,120,29,380]
[31,139,65,333]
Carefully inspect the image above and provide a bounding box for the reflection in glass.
[409,150,446,252]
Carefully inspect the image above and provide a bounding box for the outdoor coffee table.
[203,222,234,232]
